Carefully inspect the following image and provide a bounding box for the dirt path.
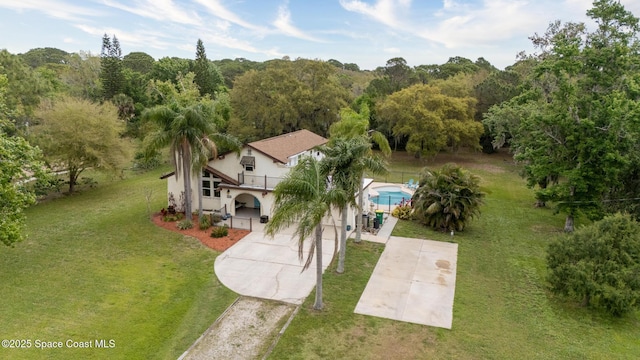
[179,297,295,360]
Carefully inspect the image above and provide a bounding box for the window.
[202,179,212,197]
[202,171,212,197]
[213,181,221,198]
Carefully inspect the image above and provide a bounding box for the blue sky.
[1,0,639,70]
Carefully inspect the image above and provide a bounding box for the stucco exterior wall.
[163,145,371,231]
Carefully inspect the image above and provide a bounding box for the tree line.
[1,0,640,245]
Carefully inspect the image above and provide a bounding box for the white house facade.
[161,129,373,229]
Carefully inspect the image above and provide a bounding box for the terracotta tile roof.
[248,129,327,164]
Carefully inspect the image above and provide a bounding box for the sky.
[1,0,639,70]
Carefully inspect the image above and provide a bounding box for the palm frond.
[413,163,485,231]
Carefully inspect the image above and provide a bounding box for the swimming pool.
[370,186,413,205]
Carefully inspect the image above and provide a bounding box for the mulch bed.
[151,213,250,252]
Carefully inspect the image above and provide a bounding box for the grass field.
[0,167,237,359]
[270,150,640,359]
[2,151,638,359]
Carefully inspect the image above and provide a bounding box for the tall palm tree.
[143,101,216,221]
[320,136,387,273]
[265,156,347,310]
[329,104,391,243]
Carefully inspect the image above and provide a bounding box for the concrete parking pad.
[354,236,458,329]
[214,231,336,304]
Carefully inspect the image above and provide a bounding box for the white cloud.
[75,24,172,50]
[339,0,412,28]
[419,0,547,48]
[196,31,264,54]
[384,47,401,53]
[0,0,101,21]
[192,0,266,32]
[272,3,325,42]
[100,0,201,26]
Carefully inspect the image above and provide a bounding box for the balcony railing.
[237,173,283,190]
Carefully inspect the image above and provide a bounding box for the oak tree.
[377,84,483,158]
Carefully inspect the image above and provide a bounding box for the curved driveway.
[214,230,336,305]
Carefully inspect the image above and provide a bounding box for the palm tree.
[320,136,387,273]
[265,156,347,310]
[412,163,485,232]
[329,104,391,243]
[143,101,216,221]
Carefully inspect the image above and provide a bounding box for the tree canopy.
[229,59,351,141]
[547,213,640,316]
[19,47,69,68]
[122,51,155,74]
[0,127,45,246]
[377,83,483,158]
[32,96,131,192]
[193,39,223,98]
[498,0,640,231]
[100,34,125,100]
[0,74,48,246]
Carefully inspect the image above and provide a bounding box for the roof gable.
[247,129,327,164]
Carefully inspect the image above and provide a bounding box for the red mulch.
[151,213,250,252]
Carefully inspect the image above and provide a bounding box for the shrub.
[132,149,161,171]
[412,163,485,232]
[162,214,179,222]
[210,226,229,238]
[546,213,640,316]
[177,219,193,230]
[199,215,211,230]
[392,204,412,220]
[210,213,223,225]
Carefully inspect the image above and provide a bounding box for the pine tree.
[193,39,221,97]
[100,34,124,100]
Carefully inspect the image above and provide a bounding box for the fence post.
[250,218,252,232]
[230,216,233,229]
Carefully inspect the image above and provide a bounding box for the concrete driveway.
[354,236,458,329]
[214,230,336,305]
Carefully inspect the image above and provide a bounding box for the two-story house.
[162,129,371,226]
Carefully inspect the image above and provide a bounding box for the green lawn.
[0,167,236,359]
[270,150,640,359]
[3,151,638,359]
